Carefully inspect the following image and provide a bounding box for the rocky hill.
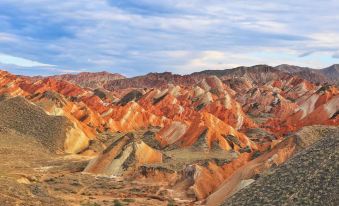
[275,64,339,85]
[221,126,339,206]
[0,95,89,153]
[320,64,339,84]
[192,65,289,85]
[192,64,339,85]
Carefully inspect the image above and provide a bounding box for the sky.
[0,0,338,76]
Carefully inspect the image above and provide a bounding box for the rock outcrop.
[84,133,163,176]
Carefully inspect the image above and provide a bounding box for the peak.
[98,71,123,75]
[143,71,183,78]
[274,64,312,74]
[147,72,174,76]
[323,64,339,72]
[276,64,298,68]
[329,64,339,68]
[251,64,271,67]
[232,64,274,70]
[77,71,125,76]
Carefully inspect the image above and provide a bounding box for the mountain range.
[29,64,339,91]
[0,64,338,206]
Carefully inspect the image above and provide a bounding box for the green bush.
[113,199,123,206]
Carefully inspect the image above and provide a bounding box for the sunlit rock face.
[265,85,339,135]
[84,133,163,176]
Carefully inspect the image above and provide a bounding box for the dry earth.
[0,126,191,206]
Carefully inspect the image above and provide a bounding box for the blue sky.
[0,0,338,76]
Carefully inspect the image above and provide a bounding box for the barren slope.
[0,95,88,153]
[222,127,338,206]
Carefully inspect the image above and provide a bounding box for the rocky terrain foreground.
[222,127,338,206]
[0,65,338,205]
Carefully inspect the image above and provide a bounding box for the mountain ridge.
[21,64,339,90]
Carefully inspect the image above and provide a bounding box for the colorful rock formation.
[0,66,338,204]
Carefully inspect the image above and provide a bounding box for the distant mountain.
[275,64,339,85]
[319,64,339,84]
[103,72,199,90]
[191,64,338,85]
[102,64,339,90]
[24,64,338,91]
[192,65,290,84]
[274,64,311,73]
[31,71,126,89]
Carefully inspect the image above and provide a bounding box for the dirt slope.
[221,126,339,206]
[0,96,88,153]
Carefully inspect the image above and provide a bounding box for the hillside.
[222,126,338,206]
[320,64,339,84]
[0,95,89,153]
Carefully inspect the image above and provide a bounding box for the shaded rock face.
[93,88,118,103]
[320,64,339,84]
[275,64,330,84]
[117,90,143,106]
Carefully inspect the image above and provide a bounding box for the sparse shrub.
[167,199,175,206]
[123,198,135,203]
[130,188,141,193]
[113,199,123,206]
[195,103,205,111]
[80,202,101,206]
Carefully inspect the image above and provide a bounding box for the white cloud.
[171,48,337,74]
[0,0,338,75]
[309,32,339,48]
[0,33,18,42]
[239,20,288,33]
[173,51,262,74]
[51,68,84,74]
[0,53,55,67]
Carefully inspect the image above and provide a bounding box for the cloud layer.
[0,0,338,76]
